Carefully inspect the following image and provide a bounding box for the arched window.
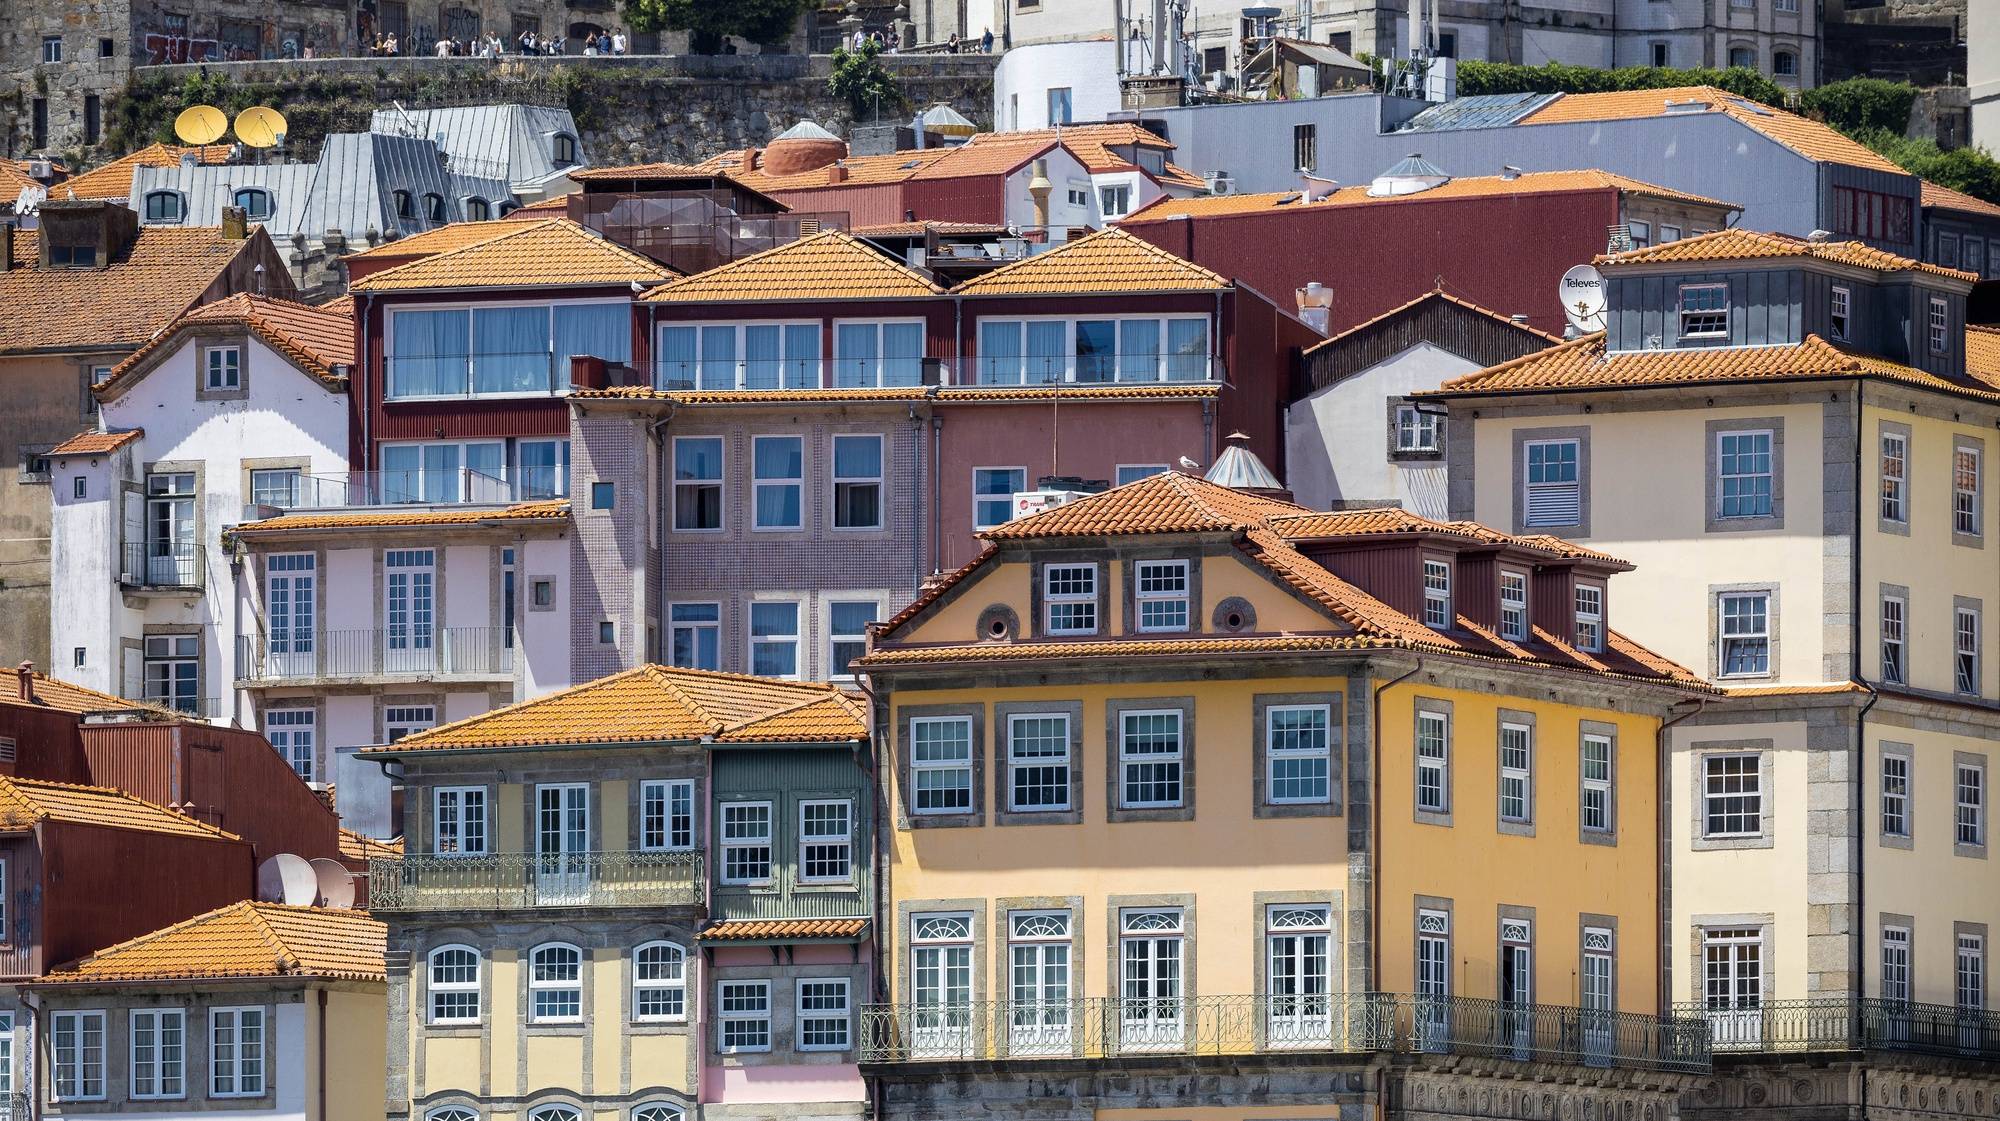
[394,189,415,220]
[633,1104,684,1121]
[427,945,481,1024]
[1773,49,1798,77]
[552,133,578,168]
[530,1106,583,1121]
[633,941,687,1022]
[143,190,183,222]
[464,196,490,221]
[427,1109,480,1121]
[530,943,583,1023]
[496,201,518,217]
[232,187,274,221]
[424,193,446,223]
[1727,45,1756,69]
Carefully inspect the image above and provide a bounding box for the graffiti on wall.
[143,33,223,63]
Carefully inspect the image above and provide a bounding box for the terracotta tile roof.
[642,229,942,302]
[49,428,143,456]
[0,161,46,198]
[231,499,569,535]
[338,829,403,862]
[1597,227,1977,282]
[59,143,228,201]
[1921,180,2000,219]
[319,294,355,317]
[4,228,36,270]
[1723,681,1870,697]
[348,219,675,292]
[97,293,355,400]
[0,226,263,354]
[0,668,177,716]
[571,384,1219,405]
[981,468,1307,538]
[0,776,242,841]
[568,161,717,181]
[39,902,385,984]
[860,634,1398,666]
[1517,87,1907,176]
[1304,288,1563,355]
[698,123,1205,192]
[978,123,1205,189]
[1969,326,2000,381]
[507,196,570,217]
[364,665,866,753]
[1125,169,1736,223]
[695,146,959,190]
[1268,507,1627,563]
[699,917,869,942]
[342,220,528,260]
[853,220,1012,237]
[1428,331,2000,402]
[951,228,1228,295]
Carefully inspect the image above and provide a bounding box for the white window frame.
[910,716,974,815]
[633,941,688,1022]
[1930,296,1950,355]
[1883,926,1912,1003]
[672,435,726,533]
[1830,284,1851,340]
[1118,709,1185,809]
[751,434,804,531]
[129,1007,185,1100]
[208,1006,266,1098]
[1265,703,1332,805]
[1881,594,1906,684]
[1715,428,1775,520]
[971,314,1212,385]
[1395,404,1441,453]
[748,599,801,680]
[1882,432,1908,523]
[1959,933,1985,1013]
[1574,584,1604,652]
[830,433,885,530]
[832,318,927,388]
[1959,762,1987,847]
[1956,446,1982,537]
[717,980,773,1053]
[1719,593,1771,677]
[51,1010,106,1101]
[1416,710,1450,814]
[640,779,696,852]
[798,798,854,884]
[974,466,1027,530]
[1043,563,1099,636]
[1423,560,1452,629]
[1133,559,1191,632]
[1581,732,1613,834]
[1499,570,1529,641]
[1521,438,1581,528]
[385,703,437,743]
[265,706,316,784]
[529,943,584,1023]
[384,297,628,401]
[796,977,853,1052]
[668,601,721,671]
[827,598,879,681]
[1679,282,1730,338]
[1881,752,1910,838]
[1498,721,1533,824]
[428,945,482,1024]
[1958,606,1981,696]
[204,345,242,390]
[654,319,822,391]
[719,800,774,885]
[1006,711,1072,812]
[1703,753,1763,838]
[432,786,488,855]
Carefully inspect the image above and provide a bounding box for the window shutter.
[1524,482,1581,526]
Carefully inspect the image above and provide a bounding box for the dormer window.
[1499,570,1529,641]
[1395,404,1441,454]
[1679,283,1729,338]
[424,193,446,224]
[552,133,578,168]
[464,196,490,220]
[1930,296,1949,355]
[1422,559,1452,629]
[1575,584,1604,652]
[232,187,273,221]
[143,190,183,223]
[1829,285,1850,341]
[47,240,96,268]
[1133,560,1190,632]
[394,190,415,220]
[1043,563,1098,636]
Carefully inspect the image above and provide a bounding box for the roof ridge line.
[640,665,731,735]
[240,902,305,975]
[716,688,843,733]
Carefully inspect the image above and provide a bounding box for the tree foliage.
[1798,78,1920,137]
[828,40,904,118]
[619,0,810,52]
[1854,128,2000,204]
[1454,61,1788,107]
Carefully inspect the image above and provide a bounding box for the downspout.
[1849,385,1875,1007]
[23,988,38,1121]
[358,292,373,470]
[1369,656,1424,993]
[930,413,944,577]
[1655,695,1707,1014]
[316,987,328,1121]
[849,676,890,1121]
[229,546,244,727]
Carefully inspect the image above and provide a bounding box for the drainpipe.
[23,988,38,1121]
[316,987,328,1121]
[929,412,944,577]
[1849,384,1875,1009]
[1369,657,1423,992]
[230,545,244,727]
[1200,398,1215,465]
[358,292,374,471]
[1655,695,1707,1014]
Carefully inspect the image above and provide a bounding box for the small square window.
[204,347,241,390]
[532,579,555,608]
[591,481,615,510]
[72,476,87,500]
[41,36,62,63]
[1680,283,1730,338]
[598,621,616,645]
[72,647,85,668]
[99,37,115,57]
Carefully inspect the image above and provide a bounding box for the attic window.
[143,190,184,223]
[464,197,490,220]
[552,133,578,168]
[47,241,96,268]
[424,193,446,223]
[233,187,273,221]
[394,190,415,220]
[0,737,15,763]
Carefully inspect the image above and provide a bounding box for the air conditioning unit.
[27,159,53,181]
[1011,489,1093,520]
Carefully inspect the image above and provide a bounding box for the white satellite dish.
[256,853,319,906]
[1559,264,1607,332]
[309,857,356,909]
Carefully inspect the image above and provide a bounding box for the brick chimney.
[220,205,248,241]
[16,662,34,704]
[0,223,11,274]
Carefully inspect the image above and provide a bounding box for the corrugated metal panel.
[0,703,94,784]
[39,820,252,972]
[1531,567,1576,639]
[370,104,585,190]
[130,162,320,241]
[1306,543,1423,618]
[78,724,343,863]
[76,725,179,805]
[0,840,41,976]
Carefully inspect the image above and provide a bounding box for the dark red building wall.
[1121,188,1624,339]
[79,723,342,863]
[764,177,1010,228]
[31,823,252,973]
[0,702,92,784]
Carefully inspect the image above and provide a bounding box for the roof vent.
[1501,164,1523,180]
[1367,153,1450,197]
[1510,313,1530,325]
[1302,173,1339,201]
[1205,434,1290,500]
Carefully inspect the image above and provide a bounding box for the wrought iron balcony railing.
[1672,997,2000,1061]
[119,541,200,588]
[860,994,1709,1073]
[366,850,702,912]
[237,628,514,683]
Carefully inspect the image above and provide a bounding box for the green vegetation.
[1798,77,1918,135]
[1455,61,1788,107]
[618,0,810,53]
[1854,128,2000,204]
[828,40,904,118]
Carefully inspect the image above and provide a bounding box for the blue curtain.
[389,309,469,397]
[1168,319,1209,381]
[699,325,737,390]
[978,321,1022,385]
[744,325,782,390]
[553,303,632,378]
[473,307,548,395]
[656,326,698,388]
[1026,321,1066,384]
[882,322,924,387]
[784,324,819,389]
[1119,320,1161,382]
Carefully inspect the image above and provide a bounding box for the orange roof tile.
[699,917,869,942]
[0,161,42,198]
[319,294,355,318]
[951,228,1227,295]
[507,196,570,217]
[695,146,960,190]
[1303,288,1562,355]
[0,776,242,841]
[49,428,143,456]
[60,143,230,201]
[1267,507,1627,564]
[0,668,180,717]
[1517,87,1907,176]
[860,634,1398,666]
[980,468,1307,538]
[642,229,943,302]
[1969,326,2000,382]
[39,902,384,984]
[1723,681,1870,697]
[343,220,530,260]
[364,665,866,753]
[338,829,403,862]
[348,219,675,292]
[698,123,1205,193]
[97,293,355,399]
[1125,169,1736,223]
[972,123,1206,189]
[0,226,266,354]
[1598,227,1976,282]
[1921,180,2000,219]
[231,499,570,535]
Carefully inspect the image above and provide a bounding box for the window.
[1881,594,1906,684]
[1395,404,1441,453]
[100,37,114,57]
[531,1108,581,1121]
[669,603,720,670]
[974,468,1026,530]
[465,196,490,220]
[1498,722,1533,824]
[388,302,630,399]
[250,468,302,508]
[1522,439,1580,527]
[1627,220,1652,248]
[394,190,415,220]
[73,476,87,500]
[1098,184,1132,217]
[633,942,687,1021]
[1728,45,1755,67]
[1134,560,1190,631]
[1043,563,1098,635]
[232,187,273,221]
[1930,297,1950,355]
[16,443,49,485]
[829,600,877,678]
[1423,560,1452,629]
[143,189,186,223]
[584,481,613,512]
[1883,926,1912,1004]
[1119,909,1185,1045]
[718,981,771,1052]
[720,801,773,884]
[797,979,852,1051]
[1119,710,1184,808]
[752,436,803,529]
[1719,593,1771,676]
[833,321,923,387]
[52,1010,105,1100]
[1833,185,1915,243]
[1266,904,1332,1042]
[1008,911,1071,1053]
[209,1008,265,1096]
[1581,732,1613,833]
[201,346,242,390]
[515,439,570,499]
[1958,606,1981,695]
[1881,750,1911,840]
[1716,430,1774,519]
[387,705,436,743]
[41,35,62,62]
[1499,571,1528,641]
[1574,585,1604,651]
[1416,711,1450,814]
[30,98,45,151]
[1702,928,1762,1015]
[1959,934,1985,1014]
[379,440,504,503]
[433,786,488,855]
[1959,762,1987,847]
[977,317,1210,384]
[424,193,446,224]
[129,1008,185,1099]
[1047,87,1073,125]
[1956,447,1982,537]
[640,780,695,851]
[266,708,316,783]
[530,944,583,1022]
[1679,283,1730,337]
[656,321,821,391]
[911,717,974,814]
[1066,186,1089,208]
[1830,285,1850,340]
[749,600,800,678]
[553,133,579,167]
[1649,42,1668,68]
[142,634,200,713]
[1007,712,1071,812]
[832,435,883,529]
[1292,123,1317,172]
[1881,432,1908,523]
[1117,464,1169,486]
[1773,49,1797,76]
[799,799,853,882]
[1418,910,1452,1014]
[1703,754,1762,837]
[1266,704,1331,804]
[1582,927,1615,1021]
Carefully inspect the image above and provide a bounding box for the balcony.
[119,541,200,589]
[367,850,703,912]
[236,628,513,685]
[384,350,579,401]
[640,355,1223,393]
[1674,998,2000,1061]
[245,469,565,516]
[860,994,1709,1073]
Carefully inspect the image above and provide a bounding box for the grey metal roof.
[1378,153,1449,179]
[772,119,842,142]
[1394,92,1559,133]
[298,133,514,243]
[369,104,585,190]
[129,161,318,237]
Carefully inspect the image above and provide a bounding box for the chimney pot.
[1510,313,1529,324]
[220,205,248,241]
[16,662,33,703]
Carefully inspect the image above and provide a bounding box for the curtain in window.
[390,309,469,397]
[422,444,462,503]
[1119,320,1160,382]
[1167,320,1208,381]
[882,322,924,387]
[979,321,1023,385]
[835,323,879,388]
[657,325,698,388]
[553,303,631,375]
[382,445,423,503]
[1026,322,1065,384]
[473,307,549,395]
[699,325,737,390]
[744,325,783,390]
[783,324,819,389]
[464,443,506,501]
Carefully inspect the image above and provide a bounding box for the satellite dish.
[255,853,318,906]
[309,857,356,909]
[234,107,289,149]
[174,105,228,146]
[1559,264,1607,332]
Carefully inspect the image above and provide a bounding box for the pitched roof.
[96,293,355,399]
[1427,331,2000,402]
[1597,227,1978,282]
[1304,288,1562,357]
[1516,87,1907,175]
[852,220,1012,238]
[699,917,869,943]
[347,219,675,291]
[507,195,571,216]
[59,143,230,201]
[951,228,1228,295]
[978,122,1205,189]
[1921,180,2000,219]
[0,226,262,354]
[364,665,867,753]
[697,122,1205,192]
[342,219,528,260]
[230,499,570,535]
[0,667,172,716]
[1970,326,2000,382]
[979,468,1308,538]
[642,229,943,302]
[1123,169,1737,222]
[338,829,403,862]
[49,428,143,456]
[39,902,385,984]
[0,776,242,841]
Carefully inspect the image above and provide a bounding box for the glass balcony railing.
[384,350,595,400]
[236,628,514,683]
[242,470,567,514]
[367,850,703,912]
[638,355,1222,393]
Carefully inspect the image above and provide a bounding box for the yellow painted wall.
[591,946,625,1088]
[488,949,521,1094]
[600,780,629,852]
[1098,1107,1358,1120]
[526,1035,586,1092]
[498,785,527,853]
[424,1035,483,1097]
[325,986,389,1121]
[630,1033,691,1087]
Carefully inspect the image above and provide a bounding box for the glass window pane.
[783,323,819,388]
[390,309,469,397]
[882,322,924,386]
[980,321,1023,384]
[553,303,631,366]
[744,325,782,390]
[658,325,698,387]
[699,325,737,390]
[1167,320,1208,380]
[1118,320,1160,381]
[1026,321,1066,383]
[1075,321,1116,382]
[835,323,879,387]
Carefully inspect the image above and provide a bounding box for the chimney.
[0,224,10,274]
[1028,158,1053,229]
[16,662,34,704]
[1295,282,1333,336]
[220,205,248,241]
[825,161,849,184]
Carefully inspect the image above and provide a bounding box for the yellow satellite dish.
[174,105,228,146]
[233,106,289,149]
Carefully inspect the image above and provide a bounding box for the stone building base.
[1682,1054,2000,1121]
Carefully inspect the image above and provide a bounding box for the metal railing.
[119,541,200,587]
[0,1091,28,1121]
[861,994,1708,1073]
[367,850,702,912]
[639,354,1224,393]
[248,469,563,512]
[138,693,223,719]
[1673,998,2000,1061]
[237,628,513,682]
